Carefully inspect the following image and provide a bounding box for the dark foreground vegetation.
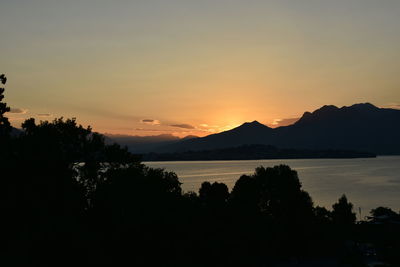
[143,144,376,161]
[1,75,400,266]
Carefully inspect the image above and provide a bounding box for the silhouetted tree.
[230,174,260,213]
[314,206,332,224]
[19,117,139,200]
[232,165,314,223]
[183,191,199,201]
[332,194,356,225]
[88,163,186,265]
[2,116,144,265]
[228,165,319,258]
[370,206,399,218]
[199,181,229,208]
[0,74,11,138]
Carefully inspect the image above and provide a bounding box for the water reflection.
[146,156,400,213]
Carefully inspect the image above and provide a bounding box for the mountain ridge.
[156,103,400,154]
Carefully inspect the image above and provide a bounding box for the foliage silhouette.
[370,206,399,218]
[314,206,332,224]
[0,74,11,138]
[2,115,145,265]
[332,194,357,226]
[230,174,260,214]
[230,165,315,226]
[199,181,229,209]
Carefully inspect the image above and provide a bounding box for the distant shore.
[141,144,376,162]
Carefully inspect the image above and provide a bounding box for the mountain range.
[110,103,400,155]
[106,134,198,153]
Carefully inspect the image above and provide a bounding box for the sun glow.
[218,123,242,132]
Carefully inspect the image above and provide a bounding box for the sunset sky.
[2,1,400,137]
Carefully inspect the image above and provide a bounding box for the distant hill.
[143,144,376,161]
[106,134,197,153]
[158,103,400,154]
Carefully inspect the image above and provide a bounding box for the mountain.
[107,134,198,153]
[158,121,274,152]
[275,103,400,153]
[159,103,400,154]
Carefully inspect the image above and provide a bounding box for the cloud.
[269,117,299,127]
[8,107,28,114]
[169,123,195,129]
[141,119,160,125]
[196,123,222,133]
[37,113,52,117]
[135,128,173,132]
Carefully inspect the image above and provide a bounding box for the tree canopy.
[332,194,357,226]
[0,74,11,138]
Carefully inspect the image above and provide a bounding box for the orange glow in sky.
[2,1,400,138]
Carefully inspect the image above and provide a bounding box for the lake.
[145,156,400,217]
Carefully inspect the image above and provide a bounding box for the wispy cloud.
[169,123,195,129]
[37,113,52,117]
[141,119,161,125]
[197,123,221,133]
[8,107,28,114]
[135,128,174,132]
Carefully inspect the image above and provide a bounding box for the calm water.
[145,156,400,215]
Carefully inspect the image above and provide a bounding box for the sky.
[1,0,400,137]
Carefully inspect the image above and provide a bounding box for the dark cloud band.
[169,124,195,129]
[9,107,28,114]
